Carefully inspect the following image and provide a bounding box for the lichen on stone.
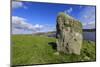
[56,12,83,55]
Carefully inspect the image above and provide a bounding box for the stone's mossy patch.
[56,12,83,55]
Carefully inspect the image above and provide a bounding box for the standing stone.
[56,12,83,55]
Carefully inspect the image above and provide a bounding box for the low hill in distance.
[34,28,96,35]
[83,28,96,32]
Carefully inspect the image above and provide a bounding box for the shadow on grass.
[48,42,57,50]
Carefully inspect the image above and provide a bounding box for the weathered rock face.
[56,12,83,55]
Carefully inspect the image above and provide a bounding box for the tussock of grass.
[12,35,96,65]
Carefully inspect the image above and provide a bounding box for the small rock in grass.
[84,56,90,60]
[54,52,59,55]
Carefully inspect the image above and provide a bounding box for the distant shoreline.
[83,29,96,32]
[11,29,96,41]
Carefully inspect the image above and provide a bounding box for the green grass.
[12,35,96,66]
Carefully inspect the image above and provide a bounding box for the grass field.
[12,35,96,66]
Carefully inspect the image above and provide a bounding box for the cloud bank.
[12,16,44,34]
[12,1,27,9]
[82,21,95,29]
[12,16,55,34]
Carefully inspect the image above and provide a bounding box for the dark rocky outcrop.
[56,12,83,55]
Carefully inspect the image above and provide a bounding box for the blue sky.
[12,1,96,34]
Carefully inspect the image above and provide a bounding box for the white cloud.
[12,1,23,8]
[12,16,55,34]
[12,1,27,9]
[67,7,73,13]
[41,24,56,32]
[83,10,95,20]
[78,6,95,29]
[12,16,44,34]
[34,24,43,29]
[83,21,95,29]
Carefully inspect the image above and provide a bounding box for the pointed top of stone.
[58,12,73,20]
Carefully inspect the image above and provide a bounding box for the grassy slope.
[12,35,96,65]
